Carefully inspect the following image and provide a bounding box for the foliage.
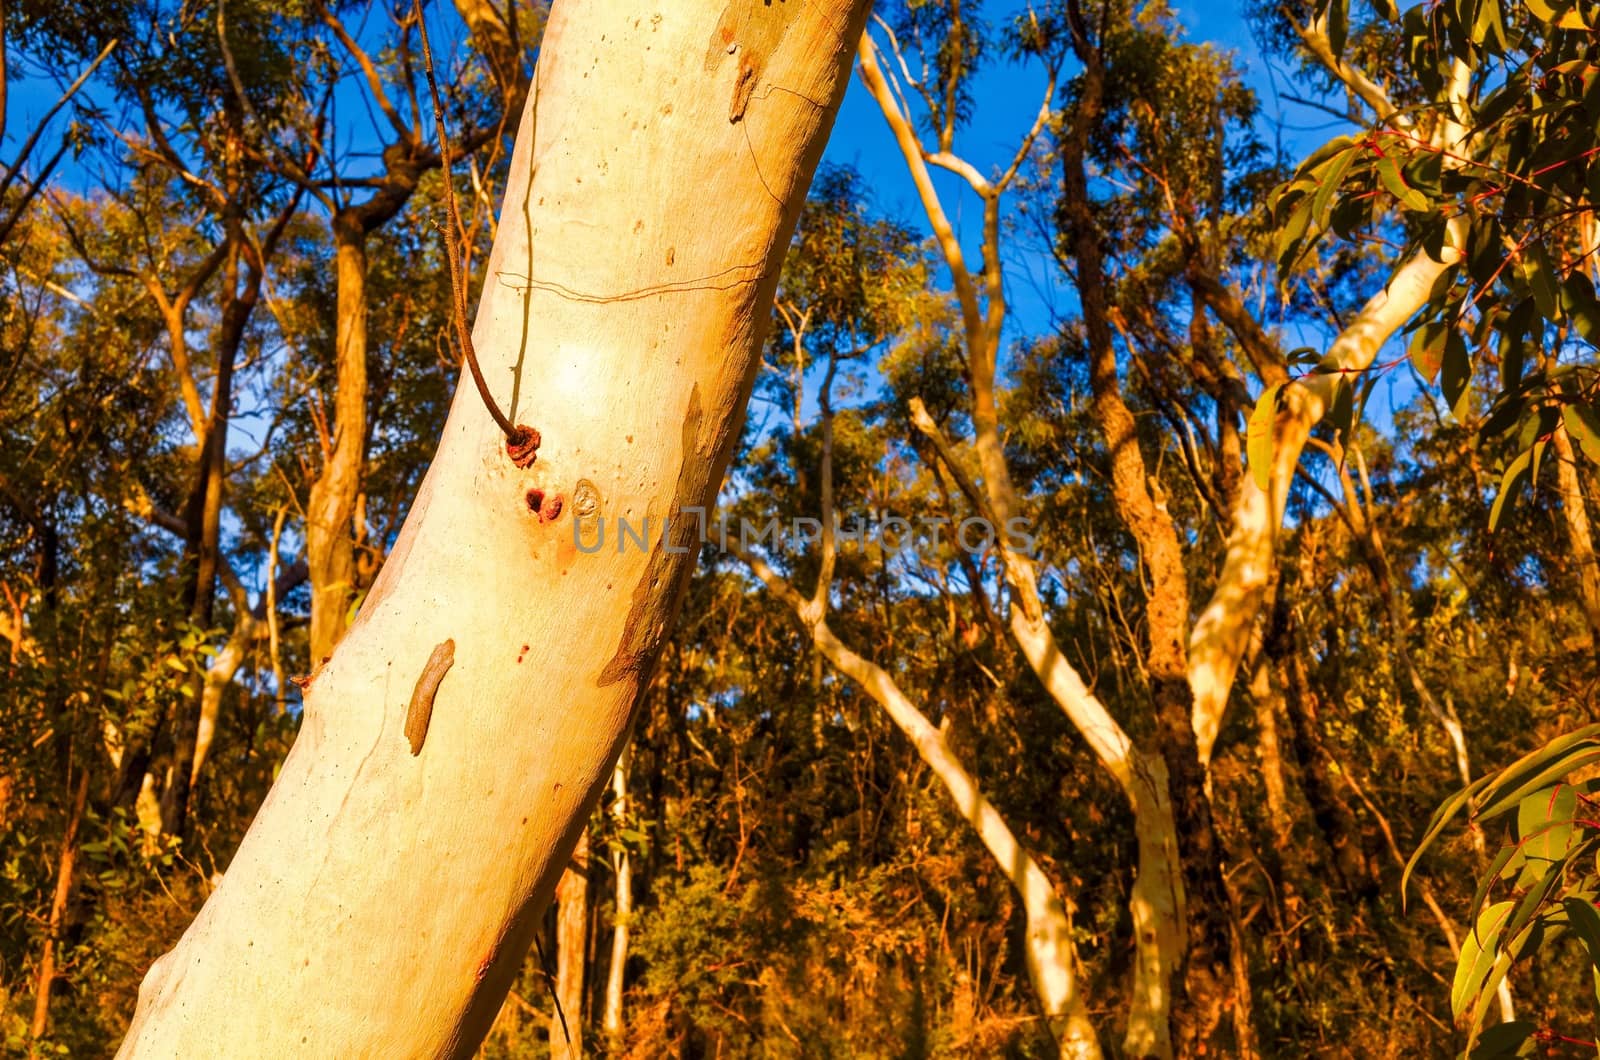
[8,0,1600,1055]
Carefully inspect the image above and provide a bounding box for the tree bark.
[858,28,1178,1054]
[1056,25,1251,1046]
[117,3,867,1053]
[744,586,1102,1060]
[1551,423,1600,644]
[30,769,89,1044]
[161,243,265,837]
[602,745,631,1046]
[305,219,370,664]
[550,828,588,1059]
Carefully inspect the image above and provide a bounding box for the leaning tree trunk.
[602,745,632,1046]
[117,2,868,1054]
[550,828,589,1059]
[304,218,369,664]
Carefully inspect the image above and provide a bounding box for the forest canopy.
[4,0,1600,1057]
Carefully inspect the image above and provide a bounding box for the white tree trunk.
[1188,230,1464,766]
[602,745,631,1044]
[550,829,588,1059]
[116,2,867,1053]
[1007,611,1181,1060]
[807,619,1103,1060]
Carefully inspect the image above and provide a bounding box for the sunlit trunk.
[306,222,369,665]
[550,828,588,1059]
[602,746,631,1045]
[117,2,867,1053]
[809,618,1103,1060]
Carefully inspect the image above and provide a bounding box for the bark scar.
[729,58,758,123]
[406,639,456,755]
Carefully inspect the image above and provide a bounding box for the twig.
[413,0,538,463]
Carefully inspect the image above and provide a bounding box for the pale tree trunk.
[858,31,1180,1055]
[602,745,631,1046]
[814,623,1101,1060]
[116,2,867,1054]
[30,769,88,1044]
[1005,615,1183,1059]
[739,344,1101,1056]
[305,222,368,664]
[1550,424,1600,644]
[1247,656,1291,845]
[1187,227,1465,766]
[190,562,308,787]
[1057,14,1251,1045]
[550,828,588,1059]
[742,548,1102,1060]
[1186,47,1477,768]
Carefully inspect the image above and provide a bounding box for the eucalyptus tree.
[733,164,1105,1056]
[11,0,320,835]
[116,2,872,1052]
[272,0,539,662]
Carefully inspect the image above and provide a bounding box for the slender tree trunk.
[1187,223,1466,767]
[162,258,259,837]
[1056,29,1250,1048]
[191,563,309,785]
[1551,423,1600,643]
[1248,656,1292,845]
[799,614,1102,1059]
[550,828,588,1059]
[602,746,631,1046]
[306,218,370,665]
[30,769,88,1044]
[1006,612,1180,1060]
[117,3,867,1053]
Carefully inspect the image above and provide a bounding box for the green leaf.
[1329,378,1355,440]
[1523,244,1562,321]
[1476,740,1600,820]
[1377,153,1431,212]
[1441,328,1473,420]
[1564,271,1600,344]
[1310,147,1359,231]
[1489,445,1534,531]
[1564,897,1600,977]
[1454,900,1515,1017]
[1517,785,1579,888]
[1410,321,1448,383]
[1479,394,1527,442]
[1327,0,1350,54]
[1564,894,1600,1016]
[1247,384,1283,491]
[1474,842,1521,920]
[1473,0,1507,53]
[1565,403,1600,461]
[1467,1020,1536,1058]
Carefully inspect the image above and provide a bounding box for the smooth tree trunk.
[1186,231,1464,766]
[191,562,309,785]
[857,30,1179,1054]
[30,769,88,1043]
[1057,28,1251,1046]
[117,2,868,1053]
[602,746,631,1045]
[1550,423,1600,644]
[550,828,589,1059]
[1186,40,1476,768]
[305,220,370,664]
[809,612,1102,1059]
[161,240,267,837]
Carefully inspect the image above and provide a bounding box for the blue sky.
[5,1,1382,446]
[817,0,1345,344]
